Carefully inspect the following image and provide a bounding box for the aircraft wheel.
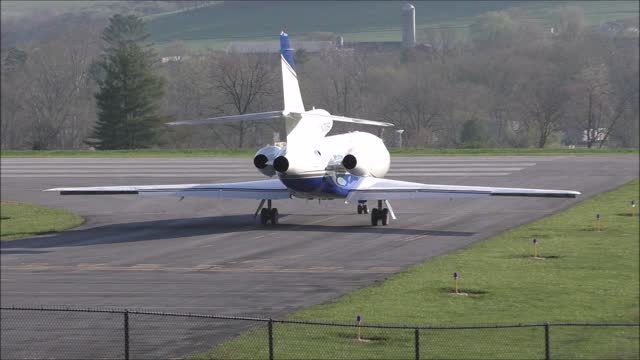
[362,205,369,214]
[370,208,379,226]
[381,208,389,226]
[260,208,269,225]
[357,205,363,214]
[271,208,279,225]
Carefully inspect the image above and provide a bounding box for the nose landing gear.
[357,200,369,214]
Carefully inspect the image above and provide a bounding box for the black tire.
[371,208,379,226]
[363,205,369,214]
[271,208,279,225]
[260,208,269,225]
[381,208,389,226]
[357,205,363,214]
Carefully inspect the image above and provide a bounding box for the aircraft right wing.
[345,177,580,202]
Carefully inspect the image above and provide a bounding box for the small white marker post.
[596,213,602,232]
[452,272,468,296]
[532,238,544,260]
[453,272,459,294]
[631,200,636,218]
[356,315,362,341]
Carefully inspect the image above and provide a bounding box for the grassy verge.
[389,147,639,156]
[198,180,639,359]
[0,202,84,241]
[1,148,637,158]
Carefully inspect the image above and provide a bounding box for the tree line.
[1,6,638,150]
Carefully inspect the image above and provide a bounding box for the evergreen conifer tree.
[93,14,166,149]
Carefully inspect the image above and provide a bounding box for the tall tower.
[402,2,416,48]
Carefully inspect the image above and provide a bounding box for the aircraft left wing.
[45,179,291,200]
[346,177,580,202]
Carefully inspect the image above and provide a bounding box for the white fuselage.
[254,118,390,199]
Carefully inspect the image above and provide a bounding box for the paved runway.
[1,155,638,358]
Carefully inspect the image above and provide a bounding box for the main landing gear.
[370,200,389,226]
[255,199,278,225]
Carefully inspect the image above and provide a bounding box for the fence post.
[414,328,420,360]
[124,310,130,360]
[268,318,274,360]
[544,322,550,360]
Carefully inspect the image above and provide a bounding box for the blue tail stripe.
[280,32,295,71]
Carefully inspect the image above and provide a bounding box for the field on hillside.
[0,1,110,18]
[3,1,637,50]
[146,0,639,49]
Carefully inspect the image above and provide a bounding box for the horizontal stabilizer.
[168,111,284,126]
[292,112,394,127]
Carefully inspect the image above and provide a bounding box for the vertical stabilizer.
[280,32,305,113]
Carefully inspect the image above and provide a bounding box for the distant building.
[583,128,607,142]
[226,40,335,54]
[402,2,416,48]
[598,21,639,37]
[161,55,182,63]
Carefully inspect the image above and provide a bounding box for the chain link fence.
[1,306,638,360]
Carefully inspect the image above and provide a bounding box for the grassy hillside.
[4,1,637,50]
[146,1,639,49]
[1,1,193,20]
[1,1,110,18]
[146,1,523,43]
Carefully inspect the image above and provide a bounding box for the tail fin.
[280,32,305,113]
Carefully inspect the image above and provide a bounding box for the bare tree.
[211,52,276,147]
[1,49,29,149]
[11,20,102,149]
[388,63,447,147]
[569,64,612,148]
[516,62,570,148]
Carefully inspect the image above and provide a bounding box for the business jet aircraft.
[47,32,580,226]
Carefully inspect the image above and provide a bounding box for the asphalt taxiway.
[1,155,638,358]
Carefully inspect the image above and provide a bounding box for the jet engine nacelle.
[253,145,283,177]
[273,153,316,174]
[341,135,390,178]
[273,148,327,175]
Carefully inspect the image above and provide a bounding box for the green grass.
[145,1,543,46]
[197,179,640,359]
[1,148,637,158]
[389,147,639,156]
[0,1,112,18]
[146,1,639,50]
[0,202,84,241]
[0,148,638,158]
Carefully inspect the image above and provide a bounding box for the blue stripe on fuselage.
[279,174,363,198]
[280,32,296,72]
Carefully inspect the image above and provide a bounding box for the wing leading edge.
[346,177,580,202]
[45,179,291,200]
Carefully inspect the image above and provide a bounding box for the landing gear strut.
[357,200,369,214]
[370,200,390,226]
[256,199,278,225]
